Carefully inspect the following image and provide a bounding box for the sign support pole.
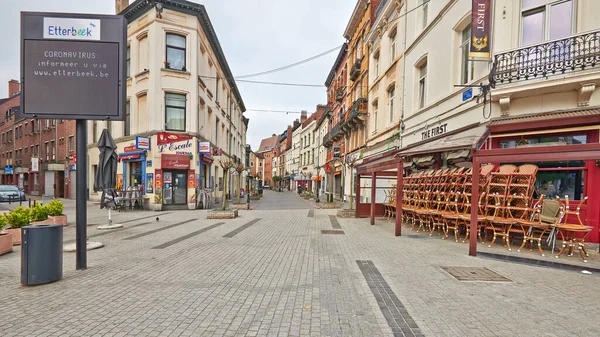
[76,119,88,270]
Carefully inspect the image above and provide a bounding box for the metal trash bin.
[21,224,63,286]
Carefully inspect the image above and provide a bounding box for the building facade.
[87,0,247,207]
[350,0,600,243]
[323,44,349,200]
[0,80,78,198]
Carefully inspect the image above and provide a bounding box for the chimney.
[8,80,20,97]
[115,0,129,14]
[300,110,308,123]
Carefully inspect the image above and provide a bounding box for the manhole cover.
[440,266,511,282]
[321,230,344,235]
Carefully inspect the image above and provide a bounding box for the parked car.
[0,185,24,202]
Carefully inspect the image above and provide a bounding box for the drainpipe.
[398,0,408,149]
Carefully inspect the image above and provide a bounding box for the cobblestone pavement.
[1,190,599,336]
[251,190,315,210]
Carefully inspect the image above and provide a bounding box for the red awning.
[119,154,141,161]
[161,154,190,169]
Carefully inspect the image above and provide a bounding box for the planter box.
[207,209,238,219]
[0,232,12,255]
[6,228,21,245]
[48,215,68,227]
[250,195,261,200]
[188,203,196,210]
[337,209,356,218]
[31,219,54,225]
[150,203,163,212]
[231,203,250,210]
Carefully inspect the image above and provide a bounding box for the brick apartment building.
[0,80,77,198]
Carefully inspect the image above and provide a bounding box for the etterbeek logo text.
[47,25,93,38]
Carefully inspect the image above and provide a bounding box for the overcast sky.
[0,0,355,150]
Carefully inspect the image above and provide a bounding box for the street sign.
[31,158,39,172]
[19,12,127,121]
[198,141,211,153]
[5,165,13,175]
[136,136,150,149]
[462,88,473,101]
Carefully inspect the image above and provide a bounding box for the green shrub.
[30,203,49,222]
[46,200,64,216]
[0,214,7,230]
[5,206,31,229]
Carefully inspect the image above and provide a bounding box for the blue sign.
[5,165,13,174]
[136,136,150,150]
[462,88,473,101]
[146,160,152,167]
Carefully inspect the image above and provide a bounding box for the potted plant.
[4,206,31,245]
[164,61,170,69]
[46,200,67,226]
[152,194,163,211]
[0,216,12,255]
[30,203,52,225]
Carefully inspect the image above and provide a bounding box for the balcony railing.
[335,87,345,102]
[349,58,362,81]
[351,98,368,113]
[323,132,332,148]
[493,30,600,85]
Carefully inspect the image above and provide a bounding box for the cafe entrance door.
[162,170,188,205]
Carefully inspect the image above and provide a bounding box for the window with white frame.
[126,46,130,78]
[390,29,398,61]
[460,25,474,84]
[418,61,427,109]
[388,87,395,123]
[422,0,429,29]
[374,51,380,78]
[166,33,186,71]
[373,101,378,132]
[165,93,186,131]
[521,0,573,45]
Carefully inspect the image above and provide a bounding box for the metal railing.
[349,58,362,81]
[493,30,600,84]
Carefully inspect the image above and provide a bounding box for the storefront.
[160,154,192,206]
[119,149,147,195]
[198,153,213,189]
[470,108,600,247]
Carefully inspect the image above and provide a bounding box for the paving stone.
[0,191,599,336]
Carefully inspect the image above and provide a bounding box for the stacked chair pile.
[386,163,594,262]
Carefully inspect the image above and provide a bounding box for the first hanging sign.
[470,0,491,59]
[19,12,127,121]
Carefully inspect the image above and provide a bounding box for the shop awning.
[397,123,488,158]
[488,106,600,133]
[118,151,145,161]
[355,149,402,174]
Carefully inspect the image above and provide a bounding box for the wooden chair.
[554,196,593,262]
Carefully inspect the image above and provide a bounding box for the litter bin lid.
[23,224,63,230]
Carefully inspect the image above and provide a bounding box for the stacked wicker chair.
[504,164,539,251]
[484,165,519,248]
[554,196,593,262]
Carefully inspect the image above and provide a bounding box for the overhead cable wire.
[199,75,323,88]
[234,45,344,79]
